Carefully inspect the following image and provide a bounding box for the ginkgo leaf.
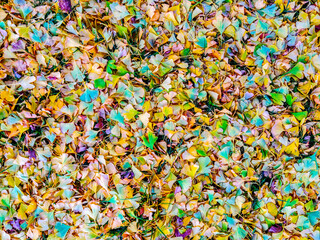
[233,225,247,240]
[256,19,269,33]
[55,222,70,239]
[197,157,212,176]
[195,36,207,48]
[270,93,285,105]
[182,163,199,178]
[142,132,158,150]
[18,76,35,90]
[178,177,192,193]
[94,78,106,89]
[213,12,231,35]
[292,111,308,121]
[80,89,99,102]
[287,62,304,79]
[110,110,125,124]
[72,65,85,82]
[312,55,320,70]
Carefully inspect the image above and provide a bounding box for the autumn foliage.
[0,0,320,239]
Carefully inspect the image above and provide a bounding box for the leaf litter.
[0,0,320,239]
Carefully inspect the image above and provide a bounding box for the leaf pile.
[0,0,320,239]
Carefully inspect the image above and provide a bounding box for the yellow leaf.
[26,200,37,214]
[18,204,28,220]
[267,202,278,216]
[285,138,299,156]
[224,25,235,38]
[245,136,255,145]
[188,146,198,157]
[160,198,172,210]
[181,163,199,178]
[163,106,173,117]
[18,26,30,39]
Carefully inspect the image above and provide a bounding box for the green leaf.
[305,200,315,211]
[107,60,117,74]
[286,94,296,106]
[159,63,172,76]
[116,25,128,38]
[80,89,99,102]
[180,48,190,56]
[141,132,158,150]
[252,115,264,127]
[19,5,33,19]
[270,93,285,105]
[256,45,270,59]
[196,149,207,156]
[292,111,308,121]
[287,62,304,79]
[94,78,106,89]
[117,65,129,76]
[0,108,7,120]
[296,216,311,230]
[64,95,77,104]
[55,222,71,239]
[0,210,7,223]
[219,147,230,160]
[195,36,207,48]
[284,198,298,207]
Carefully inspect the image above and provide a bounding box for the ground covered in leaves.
[1,0,320,239]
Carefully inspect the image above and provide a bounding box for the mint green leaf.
[55,222,70,239]
[213,13,231,35]
[233,225,247,240]
[178,177,192,193]
[296,216,311,230]
[259,4,277,17]
[30,29,47,43]
[256,45,270,59]
[0,210,7,223]
[256,19,269,33]
[251,115,264,127]
[110,110,125,124]
[71,65,85,82]
[197,156,212,175]
[19,5,33,18]
[219,147,230,160]
[80,89,99,102]
[195,36,207,48]
[308,211,320,226]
